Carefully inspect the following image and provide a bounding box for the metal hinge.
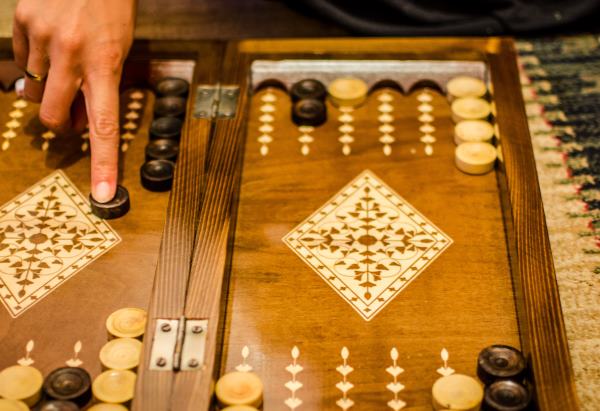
[193,84,239,119]
[149,317,208,372]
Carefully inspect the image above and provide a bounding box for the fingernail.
[93,181,114,203]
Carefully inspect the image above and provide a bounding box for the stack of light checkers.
[448,76,500,175]
[431,344,531,411]
[142,77,189,192]
[91,307,147,408]
[0,308,145,410]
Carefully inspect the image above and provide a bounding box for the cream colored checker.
[0,399,29,411]
[0,365,43,407]
[215,371,263,408]
[432,374,483,411]
[92,370,136,404]
[222,406,260,411]
[451,97,491,122]
[447,76,487,99]
[106,307,147,339]
[87,404,129,411]
[455,142,497,175]
[100,338,142,370]
[328,78,368,108]
[454,120,495,145]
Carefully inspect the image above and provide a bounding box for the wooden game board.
[0,38,578,411]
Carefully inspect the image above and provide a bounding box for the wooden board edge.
[133,41,226,411]
[491,38,580,410]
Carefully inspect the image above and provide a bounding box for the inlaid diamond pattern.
[0,170,120,317]
[283,170,452,321]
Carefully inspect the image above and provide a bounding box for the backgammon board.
[0,38,578,411]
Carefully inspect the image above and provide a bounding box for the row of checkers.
[0,333,531,410]
[207,343,533,410]
[447,76,502,176]
[266,75,503,177]
[0,308,147,410]
[141,77,190,193]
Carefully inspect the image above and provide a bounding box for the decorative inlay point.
[283,170,452,321]
[386,347,406,410]
[235,345,253,373]
[417,90,437,156]
[65,340,83,367]
[436,348,455,377]
[17,340,35,366]
[284,346,303,410]
[337,107,355,155]
[120,90,144,153]
[377,92,396,156]
[258,94,277,156]
[336,347,354,410]
[2,98,27,151]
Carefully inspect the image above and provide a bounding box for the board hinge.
[193,84,239,119]
[148,317,208,372]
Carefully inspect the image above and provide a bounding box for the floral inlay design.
[283,170,452,321]
[0,170,120,317]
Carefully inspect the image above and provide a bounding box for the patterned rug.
[517,36,600,409]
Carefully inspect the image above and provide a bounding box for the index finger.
[82,71,121,203]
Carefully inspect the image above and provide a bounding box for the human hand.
[13,0,137,202]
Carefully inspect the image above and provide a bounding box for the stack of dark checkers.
[142,77,189,192]
[290,79,327,126]
[476,345,532,411]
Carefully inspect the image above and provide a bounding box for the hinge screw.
[156,357,167,367]
[161,323,172,332]
[188,359,199,368]
[191,325,204,334]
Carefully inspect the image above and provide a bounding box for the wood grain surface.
[220,86,519,411]
[488,41,579,410]
[184,38,578,411]
[169,43,251,411]
[132,41,225,411]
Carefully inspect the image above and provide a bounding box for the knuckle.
[90,157,117,181]
[92,114,119,141]
[92,46,124,75]
[13,4,30,25]
[30,22,52,43]
[39,110,65,131]
[57,32,82,53]
[91,159,113,175]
